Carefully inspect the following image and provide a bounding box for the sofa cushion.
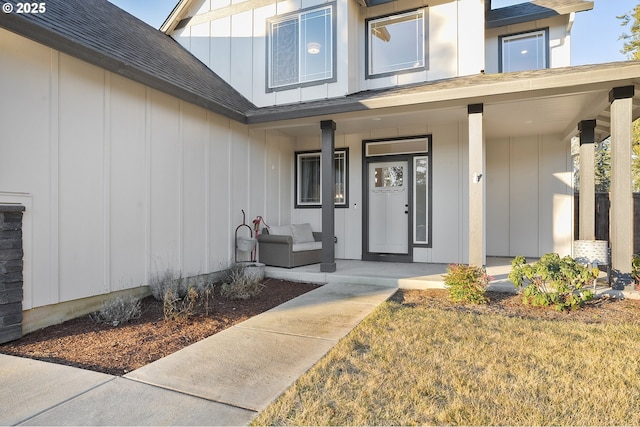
[268,225,293,237]
[291,223,315,243]
[292,241,322,252]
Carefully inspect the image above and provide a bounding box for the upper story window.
[267,4,335,91]
[499,29,549,72]
[366,9,427,79]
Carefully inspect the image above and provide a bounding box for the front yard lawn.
[253,289,640,426]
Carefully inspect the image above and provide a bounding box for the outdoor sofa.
[257,223,322,268]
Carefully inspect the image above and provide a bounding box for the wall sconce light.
[473,173,483,183]
[307,42,321,54]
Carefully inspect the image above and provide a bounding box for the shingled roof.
[0,0,255,123]
[486,0,593,29]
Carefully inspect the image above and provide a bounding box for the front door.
[367,160,409,256]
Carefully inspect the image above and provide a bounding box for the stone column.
[609,86,634,288]
[0,205,25,344]
[578,119,596,240]
[320,120,336,273]
[468,104,485,267]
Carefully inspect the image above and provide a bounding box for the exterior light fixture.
[521,49,528,54]
[307,42,321,54]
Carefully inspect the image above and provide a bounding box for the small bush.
[443,264,490,304]
[163,286,200,322]
[149,268,185,301]
[220,264,264,300]
[91,295,142,327]
[508,253,596,311]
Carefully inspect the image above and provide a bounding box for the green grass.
[252,295,640,426]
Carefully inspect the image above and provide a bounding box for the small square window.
[500,29,548,72]
[366,9,426,78]
[295,149,348,208]
[267,5,335,91]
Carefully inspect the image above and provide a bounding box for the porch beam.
[578,119,596,241]
[609,86,634,288]
[320,120,336,273]
[468,103,485,267]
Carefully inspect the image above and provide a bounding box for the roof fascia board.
[170,0,277,33]
[160,0,196,33]
[247,62,640,125]
[1,13,248,123]
[486,1,593,29]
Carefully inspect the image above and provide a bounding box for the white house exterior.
[1,0,639,333]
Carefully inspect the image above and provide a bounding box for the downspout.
[567,11,576,33]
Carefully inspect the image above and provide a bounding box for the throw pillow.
[291,223,315,243]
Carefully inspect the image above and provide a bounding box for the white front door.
[368,160,409,254]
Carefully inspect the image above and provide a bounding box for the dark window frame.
[498,27,550,73]
[294,148,349,209]
[365,7,429,80]
[266,2,338,92]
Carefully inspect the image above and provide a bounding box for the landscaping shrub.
[163,286,200,322]
[149,268,185,301]
[508,253,596,311]
[443,263,490,304]
[91,295,142,327]
[220,264,264,300]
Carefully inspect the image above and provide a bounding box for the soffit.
[486,0,594,29]
[248,62,640,141]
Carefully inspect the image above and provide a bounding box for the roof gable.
[0,0,255,123]
[486,0,594,29]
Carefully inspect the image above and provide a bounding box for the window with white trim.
[366,9,426,78]
[500,29,548,72]
[267,5,334,90]
[295,149,348,208]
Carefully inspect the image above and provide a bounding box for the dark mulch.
[0,279,320,375]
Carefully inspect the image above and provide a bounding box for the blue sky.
[109,0,639,65]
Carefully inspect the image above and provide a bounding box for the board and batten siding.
[0,28,293,315]
[486,135,573,258]
[290,122,573,263]
[172,0,485,107]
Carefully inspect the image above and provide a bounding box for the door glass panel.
[366,138,428,156]
[374,166,404,188]
[414,156,428,244]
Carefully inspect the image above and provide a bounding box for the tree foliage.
[619,4,640,60]
[589,7,640,192]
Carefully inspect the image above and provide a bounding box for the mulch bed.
[0,279,320,376]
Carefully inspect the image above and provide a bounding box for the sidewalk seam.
[15,376,117,426]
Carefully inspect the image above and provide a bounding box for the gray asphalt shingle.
[0,0,255,123]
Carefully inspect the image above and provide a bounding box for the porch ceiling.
[248,62,640,142]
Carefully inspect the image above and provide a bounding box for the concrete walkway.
[0,282,396,426]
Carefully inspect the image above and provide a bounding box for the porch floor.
[264,257,516,292]
[264,257,628,297]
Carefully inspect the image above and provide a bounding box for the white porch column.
[609,86,634,288]
[578,119,596,240]
[320,120,336,273]
[468,104,485,267]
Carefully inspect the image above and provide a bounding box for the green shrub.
[443,264,490,304]
[508,253,596,311]
[220,264,264,300]
[91,295,142,327]
[632,254,640,283]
